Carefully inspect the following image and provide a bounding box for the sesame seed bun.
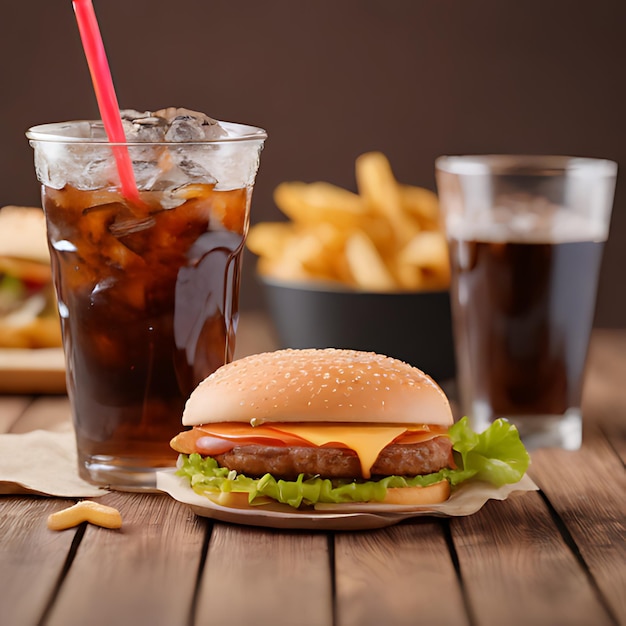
[182,348,453,427]
[0,206,50,265]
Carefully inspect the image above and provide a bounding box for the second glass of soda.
[435,155,617,450]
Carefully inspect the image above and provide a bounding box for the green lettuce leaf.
[176,417,530,508]
[448,417,530,487]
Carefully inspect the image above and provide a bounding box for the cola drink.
[448,237,604,422]
[43,183,248,472]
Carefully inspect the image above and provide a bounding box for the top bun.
[0,206,50,264]
[182,348,453,427]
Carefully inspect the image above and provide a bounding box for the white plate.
[0,348,66,393]
[156,469,538,531]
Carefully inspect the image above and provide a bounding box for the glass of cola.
[435,155,617,450]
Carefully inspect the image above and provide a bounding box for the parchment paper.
[156,469,538,530]
[0,425,108,497]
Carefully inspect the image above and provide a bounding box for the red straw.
[72,0,142,205]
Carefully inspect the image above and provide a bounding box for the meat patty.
[213,436,453,479]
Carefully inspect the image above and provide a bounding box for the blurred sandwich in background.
[0,205,62,349]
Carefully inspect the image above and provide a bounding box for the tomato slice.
[393,426,449,445]
[194,424,314,447]
[170,423,317,455]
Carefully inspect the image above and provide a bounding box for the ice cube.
[107,211,157,258]
[157,107,228,142]
[121,109,151,121]
[121,109,168,143]
[131,158,162,189]
[33,142,117,190]
[169,146,217,184]
[109,214,156,238]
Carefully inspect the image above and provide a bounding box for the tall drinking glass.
[435,155,617,450]
[27,115,266,489]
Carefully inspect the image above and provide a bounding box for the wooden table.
[1,314,624,626]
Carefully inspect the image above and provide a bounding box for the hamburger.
[0,206,62,349]
[171,348,529,509]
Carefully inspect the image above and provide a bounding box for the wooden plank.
[196,523,332,626]
[451,491,614,626]
[9,395,71,434]
[530,431,626,626]
[334,521,468,626]
[0,396,32,433]
[583,329,626,429]
[0,496,79,626]
[600,420,626,464]
[46,492,206,626]
[582,334,626,462]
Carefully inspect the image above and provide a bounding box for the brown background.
[1,0,624,326]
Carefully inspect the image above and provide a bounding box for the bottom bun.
[382,480,450,505]
[198,480,450,510]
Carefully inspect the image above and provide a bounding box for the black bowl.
[260,277,456,382]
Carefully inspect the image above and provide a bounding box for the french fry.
[274,182,367,228]
[355,152,402,214]
[398,184,440,229]
[47,501,122,531]
[246,222,294,260]
[288,232,332,277]
[345,231,397,291]
[399,232,451,289]
[391,260,424,291]
[355,152,419,246]
[257,256,313,283]
[399,231,449,270]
